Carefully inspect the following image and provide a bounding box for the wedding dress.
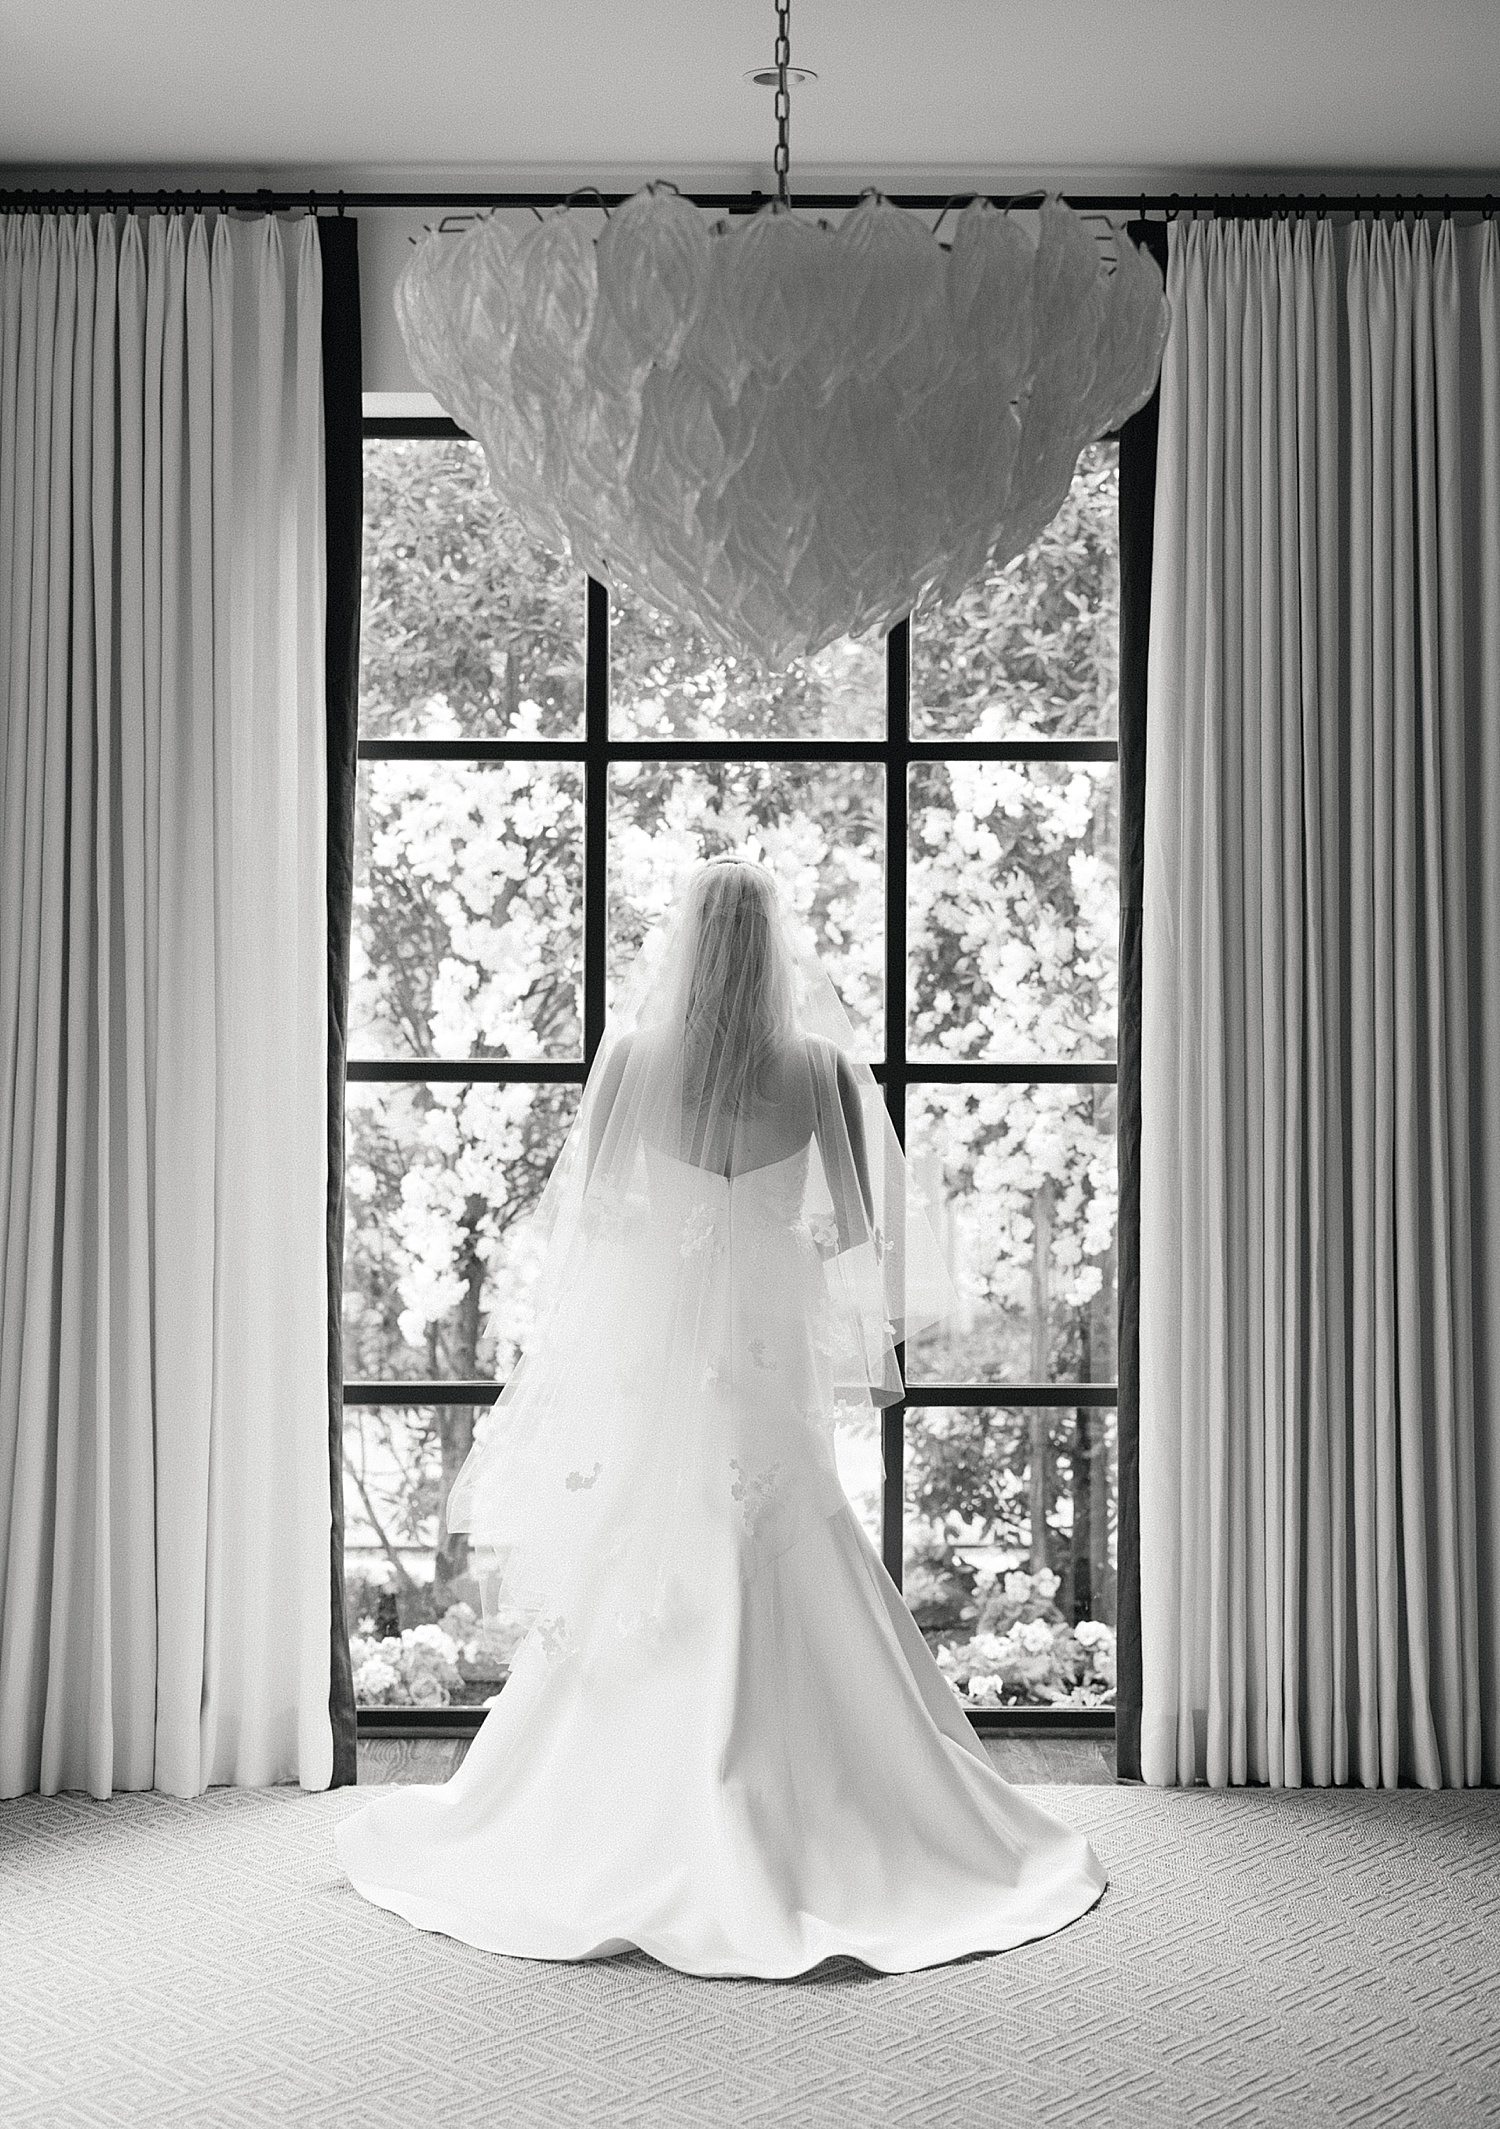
[335,859,1106,1975]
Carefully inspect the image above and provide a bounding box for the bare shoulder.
[800,1031,858,1097]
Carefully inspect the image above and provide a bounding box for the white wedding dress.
[334,1137,1108,1977]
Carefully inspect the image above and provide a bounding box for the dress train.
[335,1496,1106,1978]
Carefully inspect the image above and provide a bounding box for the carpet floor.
[2,1781,1497,2128]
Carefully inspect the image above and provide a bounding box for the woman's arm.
[584,1030,634,1190]
[816,1042,875,1253]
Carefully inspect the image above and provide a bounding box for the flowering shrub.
[350,1601,500,1709]
[934,1566,1116,1708]
[902,1516,980,1640]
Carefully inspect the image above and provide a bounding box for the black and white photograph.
[1,4,1498,2124]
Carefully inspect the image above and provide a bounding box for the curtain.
[317,215,361,1791]
[1113,219,1169,1783]
[1140,212,1500,1788]
[0,209,333,1798]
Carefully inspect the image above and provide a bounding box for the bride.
[335,856,1106,1976]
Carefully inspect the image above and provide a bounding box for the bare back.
[663,1030,818,1179]
[604,1028,870,1242]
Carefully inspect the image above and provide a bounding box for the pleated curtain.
[0,210,333,1797]
[1140,212,1500,1788]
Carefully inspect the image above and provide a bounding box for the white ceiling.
[2,0,1497,182]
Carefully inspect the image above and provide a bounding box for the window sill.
[355,1702,1116,1740]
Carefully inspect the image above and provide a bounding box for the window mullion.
[883,619,911,1587]
[583,577,609,1065]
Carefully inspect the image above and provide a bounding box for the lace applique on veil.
[728,1455,788,1541]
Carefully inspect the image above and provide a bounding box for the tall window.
[343,417,1120,1719]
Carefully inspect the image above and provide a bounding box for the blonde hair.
[677,858,797,1114]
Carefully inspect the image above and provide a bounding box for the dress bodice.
[642,1139,813,1232]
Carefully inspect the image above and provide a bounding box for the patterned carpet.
[2,1782,1497,2129]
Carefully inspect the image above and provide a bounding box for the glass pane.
[908,759,1117,1063]
[903,1404,1117,1708]
[610,592,884,739]
[352,759,583,1061]
[342,1079,580,1383]
[344,1401,524,1707]
[910,439,1119,740]
[607,760,885,1055]
[905,1081,1117,1385]
[360,436,586,739]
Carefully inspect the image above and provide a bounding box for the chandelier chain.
[773,0,792,208]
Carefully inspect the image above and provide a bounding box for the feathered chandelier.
[395,1,1169,668]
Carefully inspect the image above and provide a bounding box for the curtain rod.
[0,184,1496,220]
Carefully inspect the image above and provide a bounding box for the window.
[343,418,1119,1719]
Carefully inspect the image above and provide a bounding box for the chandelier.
[395,3,1169,668]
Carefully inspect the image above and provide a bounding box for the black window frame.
[346,406,1133,1735]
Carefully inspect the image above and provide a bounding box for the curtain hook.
[337,190,346,218]
[929,192,971,242]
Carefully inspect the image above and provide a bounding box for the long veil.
[447,857,961,1673]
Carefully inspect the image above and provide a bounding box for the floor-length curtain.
[0,208,333,1798]
[317,215,361,1791]
[1114,218,1169,1783]
[1140,211,1500,1789]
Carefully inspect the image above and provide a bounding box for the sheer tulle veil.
[446,857,961,1670]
